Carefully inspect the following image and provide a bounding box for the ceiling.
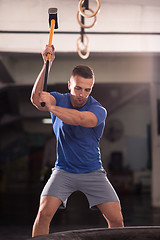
[102,0,160,5]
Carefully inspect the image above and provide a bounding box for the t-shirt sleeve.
[88,104,107,126]
[49,92,60,122]
[50,92,60,105]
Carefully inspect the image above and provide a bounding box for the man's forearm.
[31,45,55,110]
[31,61,53,110]
[31,63,46,106]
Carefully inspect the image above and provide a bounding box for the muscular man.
[31,45,124,237]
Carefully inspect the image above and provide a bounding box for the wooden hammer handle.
[41,19,55,107]
[47,19,55,60]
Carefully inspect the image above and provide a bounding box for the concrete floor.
[0,188,160,240]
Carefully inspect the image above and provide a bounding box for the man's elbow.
[30,93,36,106]
[30,94,34,105]
[30,93,40,109]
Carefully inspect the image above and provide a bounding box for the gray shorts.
[41,167,119,208]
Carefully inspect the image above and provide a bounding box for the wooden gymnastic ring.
[77,8,97,29]
[77,47,90,60]
[77,34,89,52]
[78,0,101,18]
[77,35,89,59]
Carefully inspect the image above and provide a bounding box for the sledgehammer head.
[48,8,58,29]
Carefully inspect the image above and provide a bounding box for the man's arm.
[30,45,55,111]
[51,105,97,128]
[39,92,97,128]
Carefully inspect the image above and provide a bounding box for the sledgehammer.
[41,8,58,107]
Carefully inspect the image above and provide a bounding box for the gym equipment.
[78,0,101,18]
[76,0,101,59]
[41,8,58,107]
[27,226,160,239]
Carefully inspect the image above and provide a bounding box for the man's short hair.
[71,65,94,80]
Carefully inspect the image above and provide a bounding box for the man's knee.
[37,208,54,223]
[37,196,62,223]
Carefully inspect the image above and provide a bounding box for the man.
[31,45,124,237]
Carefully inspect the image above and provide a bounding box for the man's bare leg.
[32,196,62,237]
[97,201,124,228]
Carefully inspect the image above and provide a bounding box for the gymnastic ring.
[77,34,89,52]
[77,8,97,29]
[78,0,101,18]
[77,47,90,59]
[77,35,89,59]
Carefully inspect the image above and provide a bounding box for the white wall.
[0,0,160,53]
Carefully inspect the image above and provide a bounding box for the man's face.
[68,75,94,108]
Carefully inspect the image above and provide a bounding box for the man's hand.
[42,45,55,65]
[39,91,56,111]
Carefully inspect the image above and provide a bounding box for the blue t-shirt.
[50,92,107,173]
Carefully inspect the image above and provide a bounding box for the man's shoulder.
[50,92,69,101]
[50,92,70,107]
[89,96,103,107]
[50,92,69,98]
[88,96,107,118]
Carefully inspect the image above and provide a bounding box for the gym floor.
[0,188,160,240]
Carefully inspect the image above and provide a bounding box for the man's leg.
[97,201,124,228]
[32,196,62,237]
